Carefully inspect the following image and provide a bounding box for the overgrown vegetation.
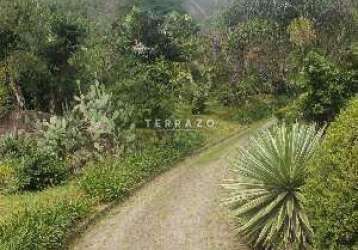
[0,0,357,249]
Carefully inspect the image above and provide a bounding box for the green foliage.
[114,7,197,62]
[80,131,203,202]
[16,150,69,191]
[275,97,303,123]
[303,97,358,249]
[189,65,211,114]
[0,133,70,192]
[224,0,357,34]
[228,19,276,51]
[288,17,316,49]
[39,115,84,158]
[74,82,124,152]
[218,0,357,111]
[112,59,175,127]
[215,72,270,107]
[300,52,358,123]
[225,18,290,96]
[228,95,291,125]
[232,101,272,125]
[191,92,208,114]
[0,187,91,250]
[0,82,10,117]
[37,82,133,159]
[172,131,204,153]
[0,0,89,112]
[0,162,19,193]
[108,7,202,126]
[0,133,33,158]
[224,123,324,249]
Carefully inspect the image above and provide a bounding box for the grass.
[0,184,92,250]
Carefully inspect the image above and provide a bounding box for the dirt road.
[70,123,268,250]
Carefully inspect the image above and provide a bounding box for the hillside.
[183,0,231,20]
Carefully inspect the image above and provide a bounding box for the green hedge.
[303,97,358,249]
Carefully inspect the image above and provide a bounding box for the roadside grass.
[0,184,92,250]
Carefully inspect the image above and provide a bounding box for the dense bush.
[0,0,89,112]
[172,131,204,153]
[274,97,303,123]
[300,52,358,123]
[229,96,287,125]
[232,101,272,124]
[73,82,133,153]
[303,97,358,249]
[16,150,69,191]
[0,134,70,192]
[0,134,34,158]
[36,82,134,167]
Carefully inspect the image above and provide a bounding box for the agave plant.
[224,123,324,249]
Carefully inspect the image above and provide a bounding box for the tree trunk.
[4,48,25,111]
[7,73,25,111]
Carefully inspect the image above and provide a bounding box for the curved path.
[71,123,269,250]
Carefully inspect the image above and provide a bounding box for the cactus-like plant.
[74,81,134,152]
[224,123,324,249]
[39,114,84,157]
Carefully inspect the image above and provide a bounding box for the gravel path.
[70,124,268,250]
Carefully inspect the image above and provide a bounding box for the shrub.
[173,131,204,154]
[303,97,358,249]
[191,81,210,115]
[16,150,69,191]
[36,82,134,166]
[0,134,70,192]
[0,133,33,158]
[224,123,324,249]
[288,17,316,48]
[274,97,303,123]
[232,98,273,124]
[300,52,358,123]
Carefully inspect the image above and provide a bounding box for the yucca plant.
[224,123,324,249]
